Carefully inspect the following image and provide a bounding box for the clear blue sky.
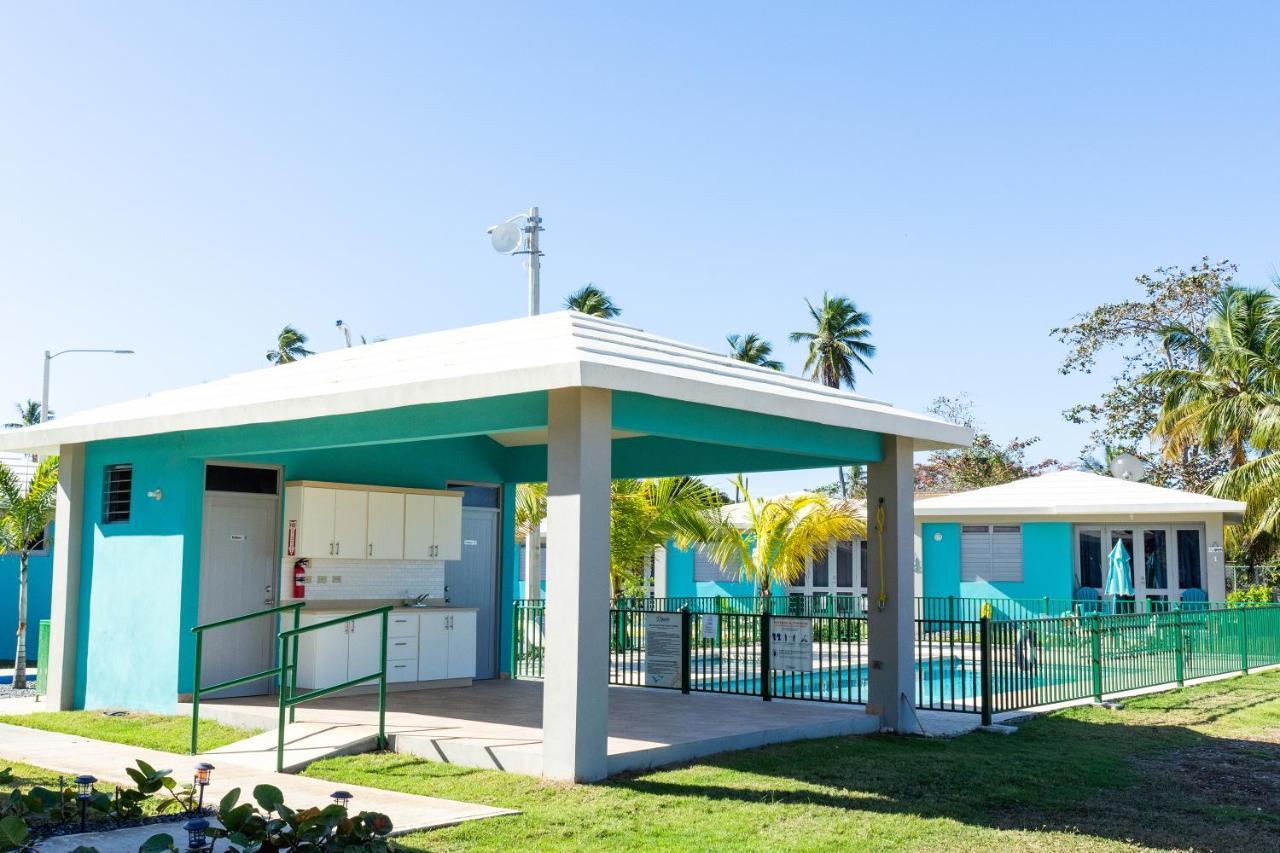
[3,3,1277,494]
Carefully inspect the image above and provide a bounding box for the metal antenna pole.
[526,206,542,316]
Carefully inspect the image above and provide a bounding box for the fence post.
[680,607,691,695]
[979,615,992,727]
[510,602,519,679]
[1043,596,1050,617]
[947,594,955,625]
[760,611,772,702]
[1091,613,1103,703]
[1174,607,1184,688]
[1240,606,1249,675]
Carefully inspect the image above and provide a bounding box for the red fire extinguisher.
[293,559,309,599]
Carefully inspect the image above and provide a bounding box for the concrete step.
[205,721,381,773]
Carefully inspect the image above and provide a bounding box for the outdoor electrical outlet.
[315,576,327,584]
[332,575,342,583]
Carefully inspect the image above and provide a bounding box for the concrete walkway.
[0,723,515,836]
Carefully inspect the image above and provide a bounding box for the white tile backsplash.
[283,558,444,601]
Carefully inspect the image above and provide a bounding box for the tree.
[726,333,783,371]
[514,483,547,597]
[915,395,1061,492]
[680,475,863,601]
[265,326,315,365]
[790,293,875,496]
[1053,258,1236,490]
[0,456,58,689]
[5,401,47,429]
[610,477,718,597]
[564,284,621,319]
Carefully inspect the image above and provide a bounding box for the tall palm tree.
[727,333,783,371]
[790,294,875,494]
[564,284,621,319]
[266,326,315,365]
[5,400,47,429]
[0,456,58,689]
[610,477,718,598]
[515,483,548,598]
[679,475,863,602]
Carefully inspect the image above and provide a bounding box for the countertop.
[280,598,479,613]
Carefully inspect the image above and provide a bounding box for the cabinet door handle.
[329,542,334,555]
[368,543,373,557]
[336,541,341,556]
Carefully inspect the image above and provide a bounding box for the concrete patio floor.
[194,679,984,777]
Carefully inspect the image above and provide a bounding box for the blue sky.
[2,3,1278,494]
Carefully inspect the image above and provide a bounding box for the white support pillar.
[542,387,612,782]
[865,435,916,731]
[46,443,85,710]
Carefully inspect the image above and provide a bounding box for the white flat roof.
[0,312,971,454]
[914,470,1246,523]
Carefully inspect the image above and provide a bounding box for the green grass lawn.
[301,671,1280,852]
[0,710,257,753]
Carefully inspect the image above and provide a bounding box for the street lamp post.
[41,348,135,423]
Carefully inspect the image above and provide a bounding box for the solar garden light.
[184,816,210,851]
[74,774,96,831]
[193,762,215,812]
[331,790,353,810]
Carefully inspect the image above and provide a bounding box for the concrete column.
[46,443,85,710]
[865,435,915,731]
[541,387,611,781]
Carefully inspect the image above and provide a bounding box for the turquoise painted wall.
[662,543,782,598]
[921,521,1075,602]
[0,548,53,668]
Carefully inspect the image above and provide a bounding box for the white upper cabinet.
[404,493,463,560]
[432,494,462,561]
[332,489,368,559]
[366,491,405,559]
[295,487,336,557]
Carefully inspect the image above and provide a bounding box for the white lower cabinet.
[417,611,476,680]
[295,609,475,690]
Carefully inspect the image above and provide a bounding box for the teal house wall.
[921,521,1076,604]
[0,548,53,671]
[662,543,781,599]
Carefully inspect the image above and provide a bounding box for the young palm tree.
[564,284,621,319]
[265,326,315,365]
[0,456,58,689]
[790,294,875,494]
[5,400,47,429]
[610,477,718,598]
[515,483,548,598]
[679,476,864,602]
[726,333,783,371]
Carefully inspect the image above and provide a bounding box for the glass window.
[835,541,855,588]
[1079,529,1102,588]
[1143,529,1168,589]
[447,484,500,508]
[102,464,132,524]
[1110,529,1134,586]
[859,540,868,589]
[205,465,278,494]
[1177,529,1203,590]
[811,548,829,588]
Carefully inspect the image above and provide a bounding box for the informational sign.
[770,617,813,673]
[644,612,683,689]
[699,613,719,640]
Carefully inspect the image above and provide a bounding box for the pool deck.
[193,680,983,777]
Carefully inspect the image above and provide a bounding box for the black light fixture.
[184,816,210,851]
[331,790,353,810]
[193,763,215,812]
[74,775,96,832]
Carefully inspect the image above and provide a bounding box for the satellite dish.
[1109,453,1146,482]
[489,221,522,255]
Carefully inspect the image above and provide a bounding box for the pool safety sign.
[699,613,719,640]
[644,612,683,689]
[770,617,813,673]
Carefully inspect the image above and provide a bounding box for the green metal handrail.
[274,605,391,773]
[190,601,306,755]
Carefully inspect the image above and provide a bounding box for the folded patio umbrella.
[1103,540,1135,598]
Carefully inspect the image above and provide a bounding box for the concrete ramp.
[206,721,381,773]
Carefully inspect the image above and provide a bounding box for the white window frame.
[1072,523,1206,602]
[786,537,867,597]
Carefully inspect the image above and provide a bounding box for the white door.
[333,489,368,559]
[198,490,279,697]
[366,492,405,559]
[447,612,477,679]
[417,612,450,680]
[403,494,436,559]
[1140,528,1171,604]
[298,488,336,558]
[433,496,463,561]
[346,617,382,682]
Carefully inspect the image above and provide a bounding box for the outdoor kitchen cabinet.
[284,481,462,562]
[403,494,463,561]
[293,613,378,689]
[294,609,476,690]
[417,610,476,680]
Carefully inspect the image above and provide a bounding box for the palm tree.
[515,483,547,598]
[266,326,315,365]
[5,400,47,429]
[564,284,621,319]
[0,456,58,689]
[679,475,863,602]
[790,294,875,495]
[727,333,783,371]
[610,477,718,598]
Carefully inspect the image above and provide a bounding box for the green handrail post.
[1091,613,1103,703]
[378,609,389,749]
[288,606,301,723]
[191,630,203,755]
[680,606,691,695]
[1174,607,1184,688]
[760,611,772,702]
[979,615,992,726]
[276,633,289,772]
[1240,605,1249,675]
